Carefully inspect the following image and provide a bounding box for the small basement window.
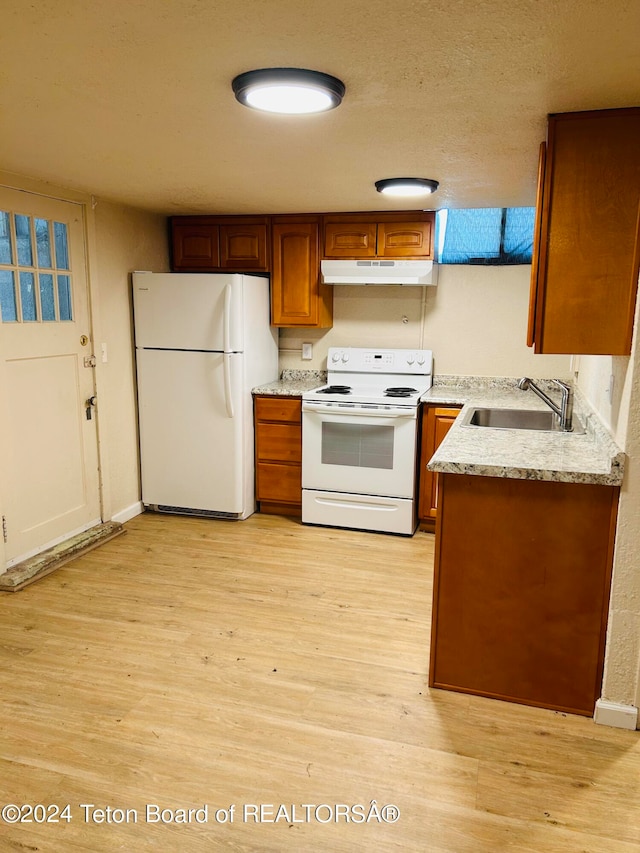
[436,207,535,265]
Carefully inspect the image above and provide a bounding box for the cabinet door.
[271,218,332,327]
[528,108,640,355]
[324,221,377,257]
[256,462,302,504]
[256,422,302,464]
[171,223,219,270]
[418,405,461,524]
[219,223,268,271]
[255,396,302,424]
[378,220,434,258]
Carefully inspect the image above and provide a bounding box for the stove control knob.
[406,352,415,364]
[331,351,341,362]
[341,352,350,363]
[416,353,425,365]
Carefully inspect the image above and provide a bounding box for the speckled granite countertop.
[252,369,327,397]
[251,372,624,486]
[423,377,624,486]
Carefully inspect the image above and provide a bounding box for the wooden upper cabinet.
[219,223,269,270]
[322,212,435,259]
[324,222,377,257]
[170,216,269,272]
[528,108,640,355]
[171,221,219,270]
[378,220,433,257]
[271,216,332,328]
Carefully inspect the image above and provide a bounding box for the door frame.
[0,170,113,569]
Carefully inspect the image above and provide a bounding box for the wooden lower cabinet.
[429,473,619,716]
[418,405,461,529]
[254,395,302,515]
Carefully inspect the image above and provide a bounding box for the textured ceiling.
[2,0,639,215]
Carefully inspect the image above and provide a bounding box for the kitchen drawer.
[256,462,302,504]
[255,396,301,423]
[256,423,302,463]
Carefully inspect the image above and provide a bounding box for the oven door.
[301,401,418,498]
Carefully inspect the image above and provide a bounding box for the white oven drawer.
[302,489,416,536]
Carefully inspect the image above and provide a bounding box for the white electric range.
[301,346,433,535]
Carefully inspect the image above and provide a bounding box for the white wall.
[577,294,640,713]
[280,264,572,379]
[92,198,169,520]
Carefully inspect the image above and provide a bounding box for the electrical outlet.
[302,343,313,360]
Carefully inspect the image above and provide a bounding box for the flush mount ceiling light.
[232,68,346,115]
[375,178,440,197]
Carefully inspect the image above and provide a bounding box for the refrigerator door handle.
[223,353,234,419]
[223,283,232,354]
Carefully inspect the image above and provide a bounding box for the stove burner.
[384,386,417,398]
[318,385,352,395]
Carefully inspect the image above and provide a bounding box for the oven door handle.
[302,401,416,419]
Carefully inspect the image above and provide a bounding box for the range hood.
[321,259,438,286]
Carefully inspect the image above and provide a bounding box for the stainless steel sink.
[462,407,584,433]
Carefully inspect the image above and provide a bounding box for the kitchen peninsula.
[424,379,623,718]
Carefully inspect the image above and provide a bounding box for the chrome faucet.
[518,377,574,432]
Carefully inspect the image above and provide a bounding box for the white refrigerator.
[132,272,278,519]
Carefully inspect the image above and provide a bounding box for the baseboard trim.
[111,502,144,524]
[594,699,638,730]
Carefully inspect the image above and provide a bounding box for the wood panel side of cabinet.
[527,142,547,348]
[429,473,619,716]
[271,218,332,328]
[418,406,461,528]
[531,108,640,355]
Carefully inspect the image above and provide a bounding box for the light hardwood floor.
[1,512,639,852]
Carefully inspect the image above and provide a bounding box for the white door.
[0,187,101,569]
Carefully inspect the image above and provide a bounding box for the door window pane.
[321,422,394,469]
[0,270,17,322]
[0,211,74,324]
[54,222,69,270]
[20,271,37,321]
[57,274,73,320]
[0,211,12,263]
[35,218,52,268]
[16,214,33,266]
[39,273,56,321]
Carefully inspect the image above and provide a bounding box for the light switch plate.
[302,343,313,360]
